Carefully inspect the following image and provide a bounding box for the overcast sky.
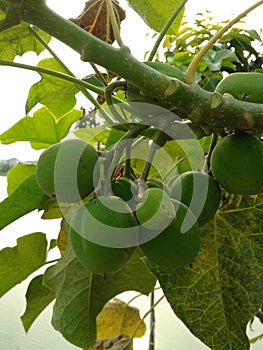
[0,0,262,161]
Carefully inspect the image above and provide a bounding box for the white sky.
[0,0,262,161]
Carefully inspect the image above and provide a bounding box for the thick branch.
[1,0,263,131]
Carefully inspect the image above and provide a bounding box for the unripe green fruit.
[136,188,175,231]
[36,139,98,202]
[140,200,200,268]
[169,171,221,226]
[211,132,263,195]
[69,196,138,273]
[215,72,263,103]
[111,177,137,202]
[146,178,169,193]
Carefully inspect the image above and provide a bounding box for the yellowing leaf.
[97,299,146,339]
[0,24,50,60]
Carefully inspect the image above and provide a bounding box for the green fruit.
[140,200,200,268]
[69,196,139,273]
[111,177,137,202]
[36,139,99,202]
[136,188,175,231]
[169,171,221,226]
[215,72,263,103]
[211,132,263,195]
[126,62,185,116]
[146,178,169,193]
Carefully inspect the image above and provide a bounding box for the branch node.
[210,92,223,109]
[164,79,179,98]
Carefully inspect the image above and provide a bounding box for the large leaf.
[0,233,47,297]
[126,0,184,35]
[0,24,50,60]
[26,58,79,118]
[43,247,156,348]
[21,274,55,332]
[148,194,263,350]
[0,174,42,230]
[0,106,81,149]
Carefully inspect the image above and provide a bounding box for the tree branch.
[1,0,263,131]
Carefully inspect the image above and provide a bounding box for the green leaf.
[0,106,81,149]
[44,247,156,348]
[0,24,50,60]
[21,274,55,332]
[0,233,48,297]
[148,194,263,350]
[126,0,184,35]
[0,174,42,230]
[74,127,110,147]
[26,58,79,118]
[7,163,36,195]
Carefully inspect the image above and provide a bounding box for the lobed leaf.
[21,274,55,332]
[0,233,48,297]
[0,174,43,230]
[43,246,156,348]
[0,106,81,150]
[0,24,50,60]
[26,58,79,118]
[148,194,263,350]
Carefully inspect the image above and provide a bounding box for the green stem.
[106,0,124,46]
[185,0,263,84]
[137,130,165,199]
[105,80,127,123]
[2,0,263,131]
[130,294,165,342]
[29,27,102,110]
[147,0,188,62]
[0,59,124,125]
[203,133,218,174]
[0,59,104,94]
[101,124,149,195]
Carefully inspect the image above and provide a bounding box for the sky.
[0,0,262,162]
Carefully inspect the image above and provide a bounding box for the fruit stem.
[29,27,105,112]
[203,133,218,174]
[123,140,135,180]
[185,0,263,84]
[138,130,164,199]
[147,0,189,62]
[101,124,150,196]
[129,294,165,344]
[106,0,124,47]
[105,80,128,123]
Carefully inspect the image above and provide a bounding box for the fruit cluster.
[35,67,263,274]
[35,139,225,273]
